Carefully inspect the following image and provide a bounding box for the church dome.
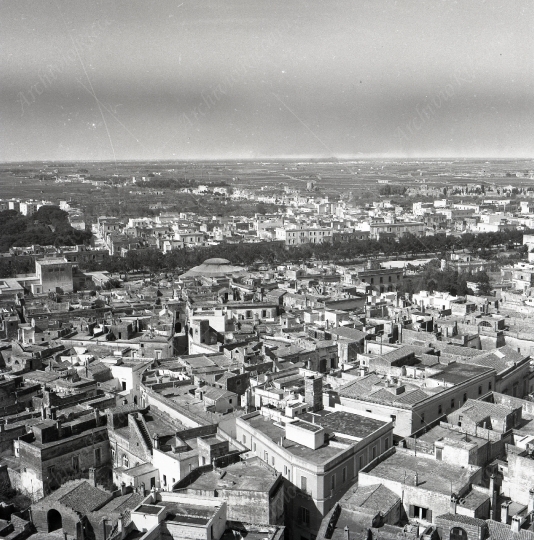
[181,258,245,278]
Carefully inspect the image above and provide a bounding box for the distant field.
[0,158,532,218]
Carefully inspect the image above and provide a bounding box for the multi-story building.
[275,226,333,246]
[511,262,534,291]
[236,405,393,539]
[339,362,496,438]
[369,220,424,240]
[18,411,110,500]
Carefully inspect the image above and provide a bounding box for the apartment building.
[236,406,393,539]
[275,226,333,246]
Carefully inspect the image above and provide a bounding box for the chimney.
[344,526,350,540]
[450,495,457,514]
[414,472,418,487]
[529,488,534,514]
[120,482,127,495]
[490,474,497,520]
[511,516,521,534]
[501,501,511,524]
[88,467,96,487]
[153,433,159,450]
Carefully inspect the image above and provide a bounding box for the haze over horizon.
[2,0,533,162]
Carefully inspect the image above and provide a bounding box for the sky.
[1,0,533,161]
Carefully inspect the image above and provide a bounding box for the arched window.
[450,527,468,540]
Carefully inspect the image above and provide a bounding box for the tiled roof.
[436,513,487,527]
[393,388,431,405]
[346,484,400,513]
[458,400,513,422]
[203,387,236,400]
[339,374,383,398]
[47,480,110,514]
[487,519,534,540]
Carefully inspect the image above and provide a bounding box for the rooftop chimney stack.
[414,472,419,487]
[304,375,323,412]
[490,474,497,520]
[502,501,511,524]
[344,526,350,540]
[88,467,96,487]
[450,495,457,515]
[529,488,534,514]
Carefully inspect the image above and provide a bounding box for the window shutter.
[409,505,414,518]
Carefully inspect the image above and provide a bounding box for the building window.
[342,467,347,483]
[271,456,275,466]
[163,475,167,486]
[72,456,79,472]
[384,438,389,451]
[372,446,377,459]
[463,393,467,403]
[438,404,442,415]
[331,474,336,491]
[451,398,455,409]
[253,442,257,452]
[300,507,310,525]
[478,385,482,395]
[410,505,431,521]
[242,435,247,444]
[123,455,129,468]
[95,448,101,465]
[301,476,307,492]
[264,451,268,462]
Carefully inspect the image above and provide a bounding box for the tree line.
[78,228,528,276]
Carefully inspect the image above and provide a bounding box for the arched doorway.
[47,509,63,532]
[450,527,468,540]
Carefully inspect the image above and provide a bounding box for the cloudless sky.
[1,0,533,161]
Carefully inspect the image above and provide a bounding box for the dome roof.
[181,258,245,278]
[203,258,231,265]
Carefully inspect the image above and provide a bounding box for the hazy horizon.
[2,0,533,162]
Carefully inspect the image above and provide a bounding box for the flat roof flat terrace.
[364,450,478,495]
